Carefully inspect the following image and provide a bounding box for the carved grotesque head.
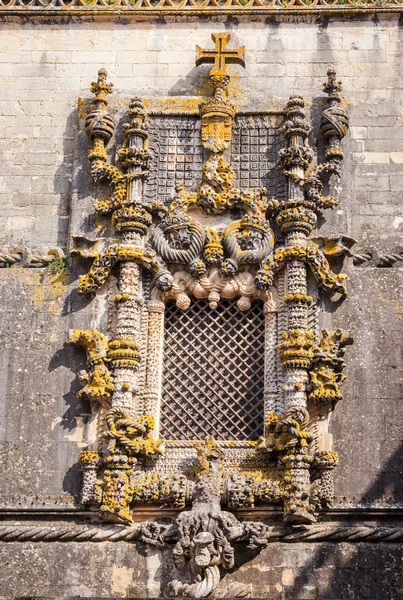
[156,269,174,292]
[163,208,194,250]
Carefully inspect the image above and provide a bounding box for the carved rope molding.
[1,246,402,268]
[0,247,66,268]
[1,524,403,544]
[0,0,403,15]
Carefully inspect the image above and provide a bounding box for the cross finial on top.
[196,33,245,78]
[90,69,114,108]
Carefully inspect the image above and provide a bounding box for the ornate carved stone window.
[69,34,352,598]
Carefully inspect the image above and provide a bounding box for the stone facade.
[0,12,403,600]
[1,18,403,248]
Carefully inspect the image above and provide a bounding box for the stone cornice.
[0,0,402,17]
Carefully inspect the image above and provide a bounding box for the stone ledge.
[0,1,403,16]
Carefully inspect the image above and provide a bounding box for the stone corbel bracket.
[154,266,276,312]
[69,328,113,405]
[256,243,347,298]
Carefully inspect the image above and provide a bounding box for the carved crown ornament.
[69,34,353,597]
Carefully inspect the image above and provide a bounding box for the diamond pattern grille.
[161,299,265,440]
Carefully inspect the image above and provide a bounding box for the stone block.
[365,139,403,153]
[390,175,403,191]
[31,50,72,64]
[342,32,387,50]
[357,152,390,164]
[355,173,389,191]
[369,126,403,140]
[390,152,403,164]
[71,51,115,65]
[6,215,35,234]
[350,126,368,139]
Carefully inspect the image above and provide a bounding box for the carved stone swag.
[70,34,352,597]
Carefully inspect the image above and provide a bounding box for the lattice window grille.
[145,117,203,204]
[145,115,286,206]
[160,299,265,441]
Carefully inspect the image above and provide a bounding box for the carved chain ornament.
[71,34,353,597]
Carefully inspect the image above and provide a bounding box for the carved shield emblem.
[201,114,233,153]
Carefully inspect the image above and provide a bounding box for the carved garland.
[70,33,353,598]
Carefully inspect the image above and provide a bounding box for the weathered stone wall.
[1,16,403,247]
[2,537,403,598]
[0,13,403,599]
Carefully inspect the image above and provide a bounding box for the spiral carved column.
[110,98,152,414]
[277,95,315,412]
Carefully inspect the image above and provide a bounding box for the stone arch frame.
[141,267,283,472]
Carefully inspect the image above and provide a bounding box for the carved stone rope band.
[0,247,65,268]
[1,246,402,269]
[2,525,403,543]
[352,248,403,268]
[0,525,144,543]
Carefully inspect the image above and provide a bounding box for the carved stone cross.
[196,32,245,77]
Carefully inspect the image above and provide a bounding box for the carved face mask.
[194,541,216,567]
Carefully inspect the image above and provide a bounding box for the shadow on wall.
[53,108,77,248]
[49,340,91,503]
[168,66,210,97]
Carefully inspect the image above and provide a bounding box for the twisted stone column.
[110,98,151,414]
[277,95,315,411]
[143,300,165,433]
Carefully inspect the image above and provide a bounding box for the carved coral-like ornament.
[108,337,141,370]
[102,408,164,457]
[277,329,316,369]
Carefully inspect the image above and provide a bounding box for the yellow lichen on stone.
[78,450,100,466]
[3,268,68,313]
[70,328,113,403]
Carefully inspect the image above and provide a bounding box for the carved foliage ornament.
[71,33,353,597]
